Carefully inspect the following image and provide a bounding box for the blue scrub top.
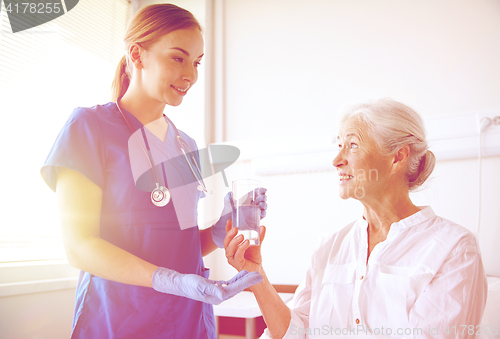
[41,102,216,339]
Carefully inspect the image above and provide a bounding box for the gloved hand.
[211,188,267,248]
[152,268,263,305]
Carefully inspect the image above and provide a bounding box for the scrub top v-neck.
[41,102,215,339]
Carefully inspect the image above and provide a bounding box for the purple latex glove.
[152,268,263,305]
[211,188,267,248]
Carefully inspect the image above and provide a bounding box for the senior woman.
[224,98,487,338]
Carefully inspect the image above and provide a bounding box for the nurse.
[224,98,487,338]
[41,4,265,338]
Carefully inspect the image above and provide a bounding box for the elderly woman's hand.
[223,220,266,273]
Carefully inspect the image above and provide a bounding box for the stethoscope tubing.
[116,101,208,199]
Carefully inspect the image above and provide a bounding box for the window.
[0,0,129,262]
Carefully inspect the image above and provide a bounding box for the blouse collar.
[357,206,436,231]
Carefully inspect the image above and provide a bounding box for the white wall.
[206,0,500,284]
[222,0,500,141]
[0,289,75,339]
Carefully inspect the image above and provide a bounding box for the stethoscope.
[116,101,210,207]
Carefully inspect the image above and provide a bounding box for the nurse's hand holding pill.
[152,267,263,305]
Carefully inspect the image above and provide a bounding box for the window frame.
[0,260,79,297]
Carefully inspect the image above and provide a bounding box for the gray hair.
[340,98,436,191]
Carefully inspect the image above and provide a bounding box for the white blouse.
[263,207,487,338]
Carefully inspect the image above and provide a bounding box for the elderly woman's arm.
[224,223,307,339]
[407,233,487,338]
[248,269,292,338]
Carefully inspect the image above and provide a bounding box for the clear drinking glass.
[232,179,260,246]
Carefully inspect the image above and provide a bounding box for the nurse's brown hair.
[111,4,201,101]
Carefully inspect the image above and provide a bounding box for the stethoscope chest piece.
[151,184,170,207]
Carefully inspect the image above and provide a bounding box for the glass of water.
[231,179,261,246]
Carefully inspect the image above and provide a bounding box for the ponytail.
[111,55,130,102]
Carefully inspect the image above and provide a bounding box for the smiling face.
[138,26,204,107]
[333,117,394,201]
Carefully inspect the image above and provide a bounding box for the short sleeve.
[41,107,106,192]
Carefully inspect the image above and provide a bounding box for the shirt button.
[356,319,360,324]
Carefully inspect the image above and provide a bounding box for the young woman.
[224,98,487,338]
[41,4,265,338]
